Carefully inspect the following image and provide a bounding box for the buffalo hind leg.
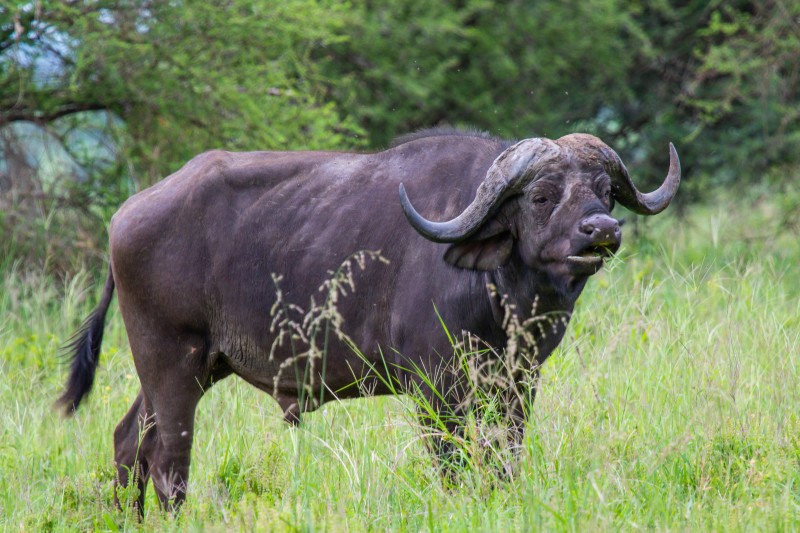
[147,388,203,512]
[120,328,210,513]
[113,386,201,514]
[113,390,156,515]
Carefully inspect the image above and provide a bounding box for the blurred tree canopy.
[1,0,798,271]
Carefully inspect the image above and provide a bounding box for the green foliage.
[621,0,800,196]
[318,0,799,193]
[2,0,799,271]
[1,0,364,178]
[320,0,641,147]
[0,1,365,272]
[686,2,800,180]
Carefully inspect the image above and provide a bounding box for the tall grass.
[1,193,799,531]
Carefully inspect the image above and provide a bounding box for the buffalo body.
[60,129,680,511]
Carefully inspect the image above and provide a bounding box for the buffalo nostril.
[579,215,620,241]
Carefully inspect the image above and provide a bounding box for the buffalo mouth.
[566,244,616,272]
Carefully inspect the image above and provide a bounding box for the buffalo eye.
[533,196,549,205]
[605,189,616,211]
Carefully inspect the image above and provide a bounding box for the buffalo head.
[400,133,680,289]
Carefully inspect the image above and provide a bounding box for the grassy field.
[1,193,799,531]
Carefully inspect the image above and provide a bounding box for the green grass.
[2,193,800,531]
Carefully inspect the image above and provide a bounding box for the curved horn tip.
[398,183,416,219]
[398,183,438,240]
[667,142,681,187]
[669,142,680,171]
[613,141,682,216]
[398,182,470,243]
[642,142,681,215]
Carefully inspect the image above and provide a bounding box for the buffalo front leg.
[420,407,466,483]
[419,370,540,482]
[414,375,469,482]
[496,372,540,478]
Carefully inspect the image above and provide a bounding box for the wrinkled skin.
[59,129,679,513]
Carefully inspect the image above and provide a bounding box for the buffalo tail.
[58,265,116,415]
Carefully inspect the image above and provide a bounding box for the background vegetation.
[1,0,799,530]
[2,0,799,273]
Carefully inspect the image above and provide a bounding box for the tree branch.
[1,102,110,124]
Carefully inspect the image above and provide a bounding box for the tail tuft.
[58,267,115,415]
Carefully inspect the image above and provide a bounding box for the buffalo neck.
[485,258,586,366]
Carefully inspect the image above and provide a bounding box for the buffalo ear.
[444,232,513,270]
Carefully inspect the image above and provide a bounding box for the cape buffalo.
[59,128,680,512]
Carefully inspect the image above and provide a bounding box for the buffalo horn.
[610,143,681,215]
[399,138,559,243]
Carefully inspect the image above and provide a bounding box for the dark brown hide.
[59,130,680,512]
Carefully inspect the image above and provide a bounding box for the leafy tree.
[0,0,363,271]
[319,0,798,196]
[608,0,800,199]
[320,0,640,147]
[682,1,800,183]
[1,0,798,272]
